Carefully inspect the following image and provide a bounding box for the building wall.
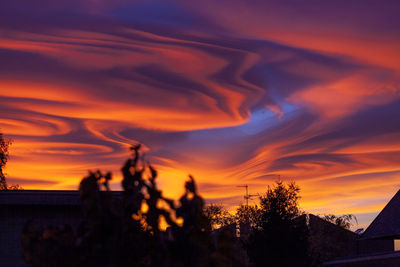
[324,251,400,266]
[357,239,394,255]
[308,214,359,265]
[1,205,82,267]
[307,214,394,265]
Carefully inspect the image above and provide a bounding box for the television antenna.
[237,184,258,208]
[237,184,258,228]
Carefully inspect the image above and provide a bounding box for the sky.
[1,0,400,229]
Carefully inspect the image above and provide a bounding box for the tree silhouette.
[0,133,10,190]
[322,214,357,229]
[246,181,310,267]
[204,204,235,230]
[235,204,260,228]
[0,133,21,190]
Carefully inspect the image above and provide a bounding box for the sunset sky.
[1,0,400,229]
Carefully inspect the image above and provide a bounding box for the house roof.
[297,213,358,237]
[0,190,123,206]
[361,189,400,240]
[0,190,81,206]
[308,214,358,236]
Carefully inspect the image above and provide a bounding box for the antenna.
[237,184,258,225]
[237,184,257,207]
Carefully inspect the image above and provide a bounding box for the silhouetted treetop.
[0,133,10,190]
[246,181,310,267]
[258,180,301,225]
[323,214,357,230]
[204,204,235,230]
[235,204,260,228]
[0,133,21,190]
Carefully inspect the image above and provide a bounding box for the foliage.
[204,202,262,231]
[235,204,260,228]
[21,145,247,267]
[0,133,21,190]
[323,214,357,230]
[204,204,235,230]
[0,133,10,190]
[258,181,301,225]
[246,181,310,267]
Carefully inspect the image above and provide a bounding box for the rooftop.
[0,190,81,206]
[361,189,400,240]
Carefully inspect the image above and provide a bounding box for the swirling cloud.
[1,0,400,228]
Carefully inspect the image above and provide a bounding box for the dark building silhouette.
[325,189,400,266]
[1,191,84,266]
[300,214,392,265]
[361,190,400,240]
